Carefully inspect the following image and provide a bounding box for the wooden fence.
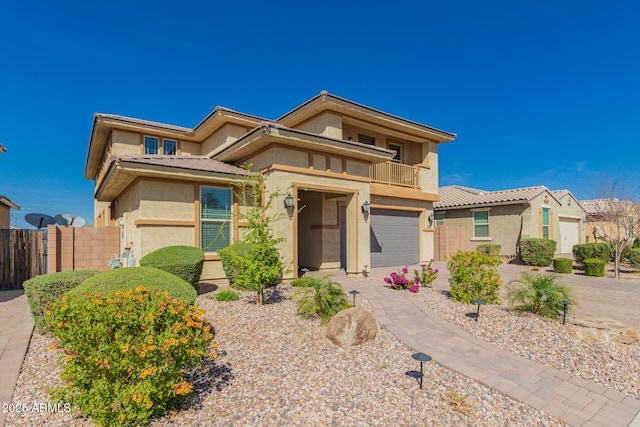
[0,229,45,290]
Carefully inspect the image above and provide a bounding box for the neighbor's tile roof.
[551,190,570,199]
[579,199,620,215]
[435,185,549,209]
[111,155,248,175]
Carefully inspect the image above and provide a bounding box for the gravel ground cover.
[7,283,564,427]
[411,285,640,399]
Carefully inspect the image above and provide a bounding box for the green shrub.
[506,272,575,320]
[573,243,611,264]
[214,289,240,301]
[22,270,99,334]
[583,258,606,277]
[69,267,197,304]
[447,251,502,304]
[476,244,501,256]
[293,276,351,324]
[291,276,320,287]
[46,287,215,426]
[553,258,573,274]
[219,241,281,293]
[139,246,204,288]
[520,238,557,266]
[626,248,640,269]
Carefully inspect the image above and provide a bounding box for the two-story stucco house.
[434,186,587,256]
[85,91,456,279]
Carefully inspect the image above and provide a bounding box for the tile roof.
[0,142,6,153]
[551,190,570,199]
[435,185,549,209]
[579,199,620,215]
[96,114,191,132]
[111,155,248,175]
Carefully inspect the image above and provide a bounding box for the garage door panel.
[370,209,419,267]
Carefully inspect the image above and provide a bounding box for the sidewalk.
[329,271,640,427]
[0,291,34,427]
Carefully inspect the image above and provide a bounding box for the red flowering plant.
[384,267,420,292]
[417,260,439,287]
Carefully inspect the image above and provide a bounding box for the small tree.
[231,164,288,304]
[587,172,640,279]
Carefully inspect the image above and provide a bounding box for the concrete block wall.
[47,225,120,272]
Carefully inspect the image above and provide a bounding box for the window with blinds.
[200,187,232,252]
[473,210,489,238]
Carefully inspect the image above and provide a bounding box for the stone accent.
[569,317,640,345]
[326,306,378,349]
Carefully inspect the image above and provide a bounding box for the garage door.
[559,218,580,253]
[370,208,419,267]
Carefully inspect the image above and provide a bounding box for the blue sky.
[1,0,639,229]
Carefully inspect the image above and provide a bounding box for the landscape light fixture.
[284,194,294,209]
[472,298,486,322]
[411,352,432,389]
[349,289,360,306]
[361,200,370,214]
[561,300,572,325]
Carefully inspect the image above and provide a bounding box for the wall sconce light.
[361,200,370,214]
[284,194,294,210]
[428,213,435,227]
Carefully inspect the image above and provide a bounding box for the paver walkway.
[0,290,34,427]
[328,268,640,427]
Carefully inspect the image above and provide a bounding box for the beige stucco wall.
[0,204,10,228]
[114,181,143,262]
[439,204,529,256]
[139,181,195,220]
[295,112,342,139]
[421,142,438,194]
[529,192,564,253]
[342,123,423,165]
[201,123,249,156]
[139,226,195,258]
[111,130,141,155]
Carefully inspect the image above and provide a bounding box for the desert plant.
[573,243,611,264]
[46,287,215,426]
[22,270,98,334]
[69,266,197,304]
[213,289,240,301]
[447,251,502,304]
[553,258,573,274]
[139,246,204,288]
[476,244,501,256]
[583,258,606,277]
[293,276,351,324]
[219,242,281,295]
[626,248,640,269]
[290,276,320,287]
[445,389,473,415]
[519,238,557,266]
[506,272,575,320]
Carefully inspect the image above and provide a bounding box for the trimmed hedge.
[139,245,204,288]
[218,242,254,288]
[23,270,99,334]
[476,244,501,256]
[520,238,557,266]
[583,258,606,277]
[573,243,610,264]
[218,242,281,291]
[553,258,573,274]
[69,266,197,304]
[625,248,640,269]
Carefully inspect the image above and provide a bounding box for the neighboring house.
[0,142,6,154]
[434,186,586,256]
[0,196,20,229]
[581,199,640,244]
[85,91,457,279]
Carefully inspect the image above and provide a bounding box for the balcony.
[369,161,419,188]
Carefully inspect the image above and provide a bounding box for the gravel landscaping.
[409,285,640,400]
[7,283,565,427]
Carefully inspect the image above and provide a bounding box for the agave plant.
[506,272,575,320]
[293,276,351,324]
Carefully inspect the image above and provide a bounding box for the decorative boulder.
[326,307,378,349]
[569,317,640,345]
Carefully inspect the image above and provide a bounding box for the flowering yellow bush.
[46,287,215,426]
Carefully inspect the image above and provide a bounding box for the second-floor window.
[163,139,177,155]
[144,136,159,154]
[358,134,376,145]
[388,142,402,163]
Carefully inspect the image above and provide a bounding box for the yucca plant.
[293,276,351,324]
[506,272,575,320]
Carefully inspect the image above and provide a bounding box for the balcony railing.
[369,161,419,188]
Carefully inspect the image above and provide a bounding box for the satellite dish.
[25,213,56,229]
[55,214,86,227]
